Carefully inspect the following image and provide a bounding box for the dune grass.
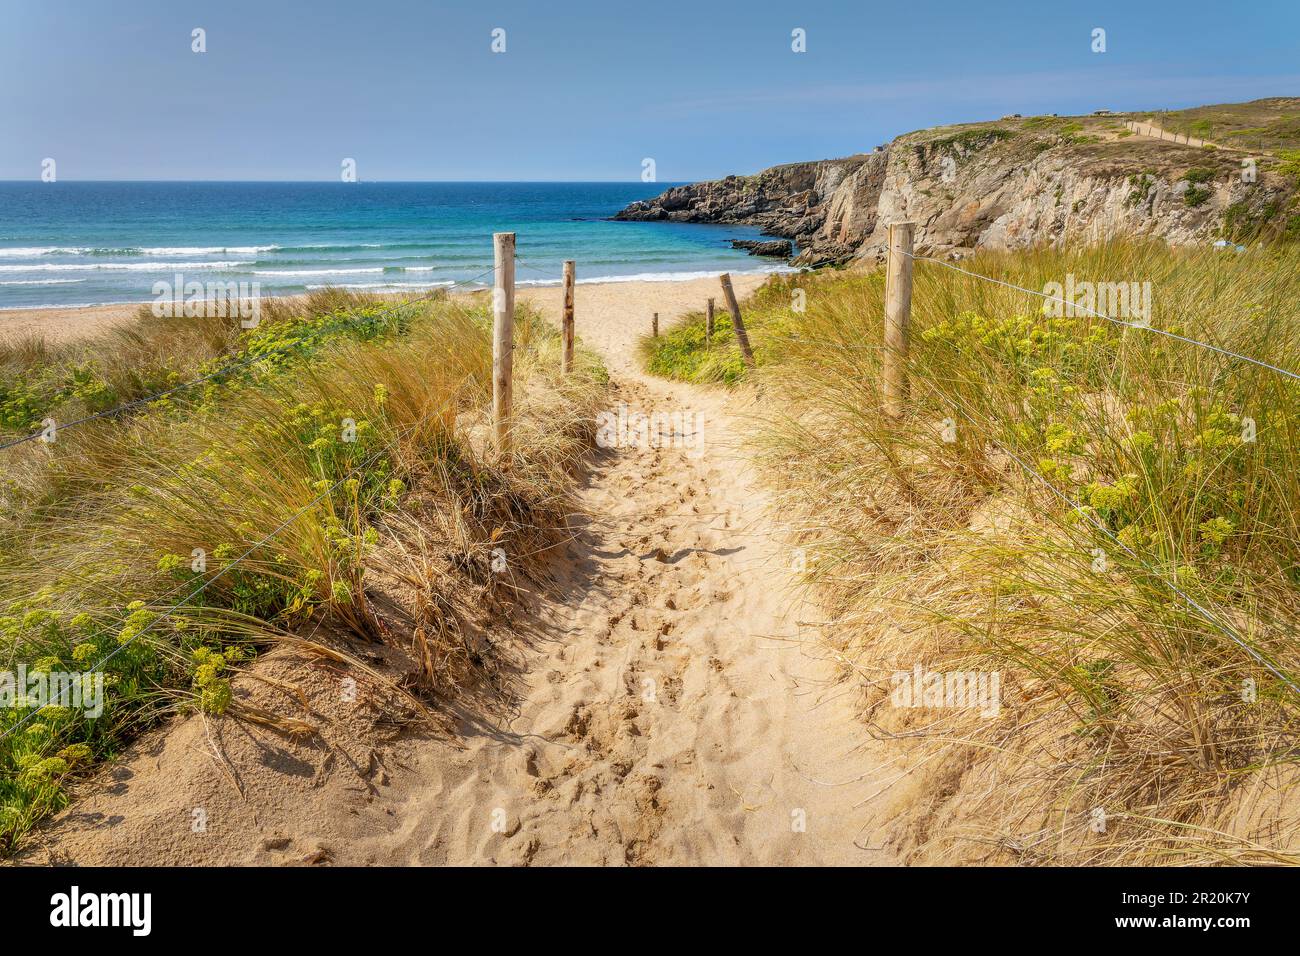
[645,243,1300,864]
[0,290,605,852]
[0,289,401,441]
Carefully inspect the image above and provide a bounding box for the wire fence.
[513,258,557,281]
[762,243,1300,696]
[5,237,1298,752]
[897,247,1300,384]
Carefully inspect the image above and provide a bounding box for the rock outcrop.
[614,155,886,266]
[730,238,794,257]
[614,111,1298,266]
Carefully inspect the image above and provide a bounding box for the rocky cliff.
[614,109,1299,265]
[614,154,888,266]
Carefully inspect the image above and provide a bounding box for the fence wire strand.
[898,248,1300,384]
[761,248,1300,696]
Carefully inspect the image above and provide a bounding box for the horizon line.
[0,179,693,185]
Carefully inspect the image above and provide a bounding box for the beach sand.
[0,274,764,346]
[0,302,145,342]
[18,273,906,866]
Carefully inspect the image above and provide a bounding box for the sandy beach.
[0,274,775,346]
[0,302,145,342]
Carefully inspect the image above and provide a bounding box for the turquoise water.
[0,182,791,310]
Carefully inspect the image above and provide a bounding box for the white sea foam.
[0,278,88,286]
[2,303,114,310]
[254,267,385,277]
[0,261,251,273]
[0,247,64,258]
[139,245,279,256]
[305,281,454,291]
[514,266,798,287]
[0,245,278,258]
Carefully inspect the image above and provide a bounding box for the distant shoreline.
[0,181,781,311]
[0,269,788,343]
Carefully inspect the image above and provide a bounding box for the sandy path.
[334,276,889,864]
[20,276,893,866]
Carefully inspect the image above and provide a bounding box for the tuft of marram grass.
[0,290,606,852]
[0,288,403,442]
[649,242,1300,864]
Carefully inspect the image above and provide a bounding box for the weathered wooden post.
[652,312,659,337]
[883,221,914,419]
[492,232,515,452]
[561,259,575,374]
[706,297,715,344]
[718,274,755,368]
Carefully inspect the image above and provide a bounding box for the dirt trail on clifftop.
[23,276,896,866]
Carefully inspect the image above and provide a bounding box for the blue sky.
[2,0,1296,181]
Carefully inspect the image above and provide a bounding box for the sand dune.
[19,275,902,866]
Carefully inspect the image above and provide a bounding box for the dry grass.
[1153,97,1300,152]
[0,289,397,440]
[0,289,606,851]
[647,241,1300,864]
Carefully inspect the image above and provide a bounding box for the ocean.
[0,182,793,310]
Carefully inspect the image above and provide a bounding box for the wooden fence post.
[706,297,715,344]
[652,312,659,337]
[492,232,515,453]
[718,273,755,368]
[883,221,914,419]
[561,259,575,374]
